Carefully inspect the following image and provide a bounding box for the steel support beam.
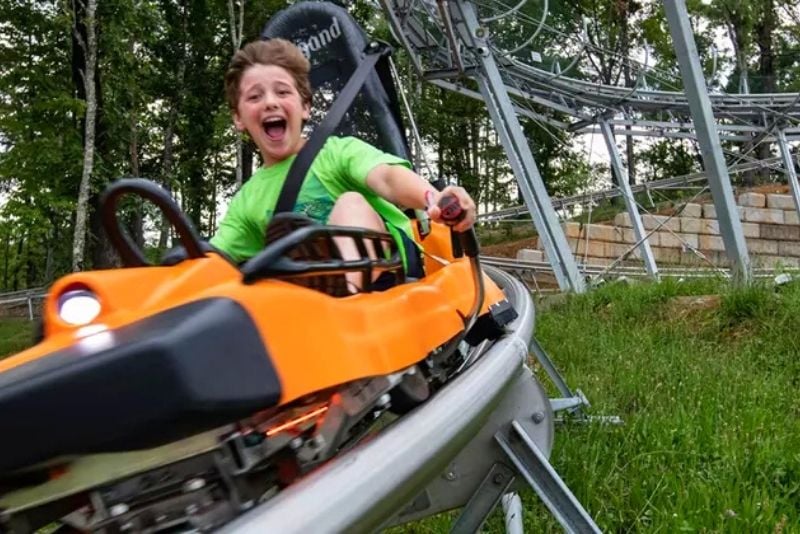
[456,0,585,292]
[496,421,601,533]
[777,129,800,222]
[599,120,659,279]
[663,0,751,283]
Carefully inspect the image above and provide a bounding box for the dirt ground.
[482,237,539,258]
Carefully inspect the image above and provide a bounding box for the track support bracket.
[496,421,602,534]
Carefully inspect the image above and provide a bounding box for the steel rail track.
[478,157,786,221]
[382,0,800,123]
[481,255,799,280]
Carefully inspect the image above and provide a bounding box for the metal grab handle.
[100,178,205,267]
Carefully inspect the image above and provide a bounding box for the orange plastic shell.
[1,223,508,407]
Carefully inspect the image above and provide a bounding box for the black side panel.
[261,2,412,161]
[0,299,280,473]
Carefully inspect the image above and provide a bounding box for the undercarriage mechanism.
[0,337,501,533]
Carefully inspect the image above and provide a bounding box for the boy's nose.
[263,94,278,109]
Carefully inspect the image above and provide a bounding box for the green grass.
[519,278,800,533]
[0,317,35,358]
[4,278,800,532]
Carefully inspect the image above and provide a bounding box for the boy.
[210,38,476,289]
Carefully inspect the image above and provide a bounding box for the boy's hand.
[425,186,477,233]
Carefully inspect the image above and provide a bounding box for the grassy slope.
[399,278,800,533]
[2,279,799,532]
[0,318,35,358]
[523,278,800,533]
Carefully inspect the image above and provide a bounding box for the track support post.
[777,129,800,220]
[454,0,586,293]
[599,120,658,279]
[495,421,602,534]
[663,0,751,283]
[450,464,516,533]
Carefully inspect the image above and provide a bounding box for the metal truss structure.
[379,0,800,290]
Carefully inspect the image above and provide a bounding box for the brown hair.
[224,39,312,112]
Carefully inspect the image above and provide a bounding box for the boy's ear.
[302,102,310,121]
[232,112,245,132]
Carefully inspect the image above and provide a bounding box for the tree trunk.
[44,223,57,284]
[159,2,188,249]
[129,98,144,248]
[755,0,777,182]
[723,9,757,186]
[159,105,179,249]
[2,229,10,289]
[71,0,98,272]
[618,0,635,186]
[12,234,25,291]
[228,0,244,186]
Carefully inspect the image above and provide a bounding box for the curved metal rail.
[482,255,800,282]
[223,265,534,533]
[380,0,800,127]
[478,156,786,222]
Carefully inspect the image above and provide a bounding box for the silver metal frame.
[599,120,658,279]
[378,0,799,284]
[777,128,800,221]
[453,1,585,293]
[663,0,751,282]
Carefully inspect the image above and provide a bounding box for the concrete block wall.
[518,192,800,269]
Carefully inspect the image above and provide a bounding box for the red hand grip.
[438,195,466,224]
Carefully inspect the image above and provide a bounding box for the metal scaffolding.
[379,0,800,289]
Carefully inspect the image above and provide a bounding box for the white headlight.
[58,289,102,326]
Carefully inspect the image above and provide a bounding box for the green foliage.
[638,139,700,183]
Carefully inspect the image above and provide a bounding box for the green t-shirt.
[210,136,415,267]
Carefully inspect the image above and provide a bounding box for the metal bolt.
[444,471,457,481]
[474,27,488,39]
[493,473,504,485]
[532,411,545,424]
[378,393,392,407]
[290,437,304,450]
[109,503,129,517]
[183,478,206,493]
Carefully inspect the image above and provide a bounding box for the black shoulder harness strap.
[273,43,389,215]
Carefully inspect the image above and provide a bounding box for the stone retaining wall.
[519,192,800,268]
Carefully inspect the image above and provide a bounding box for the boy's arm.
[366,164,477,232]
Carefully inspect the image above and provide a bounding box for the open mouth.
[263,118,287,141]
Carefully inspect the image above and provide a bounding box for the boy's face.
[234,64,310,166]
